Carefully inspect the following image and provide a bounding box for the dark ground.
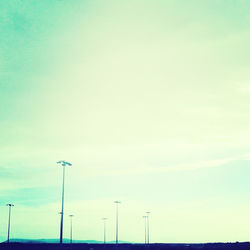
[1,243,250,250]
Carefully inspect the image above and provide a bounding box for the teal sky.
[0,0,250,243]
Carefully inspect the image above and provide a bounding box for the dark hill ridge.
[1,238,103,244]
[1,242,250,250]
[0,238,131,244]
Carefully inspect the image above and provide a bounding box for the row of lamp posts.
[58,161,150,245]
[102,207,150,246]
[4,161,150,245]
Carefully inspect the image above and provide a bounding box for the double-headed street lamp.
[102,218,108,244]
[6,204,14,243]
[57,160,72,244]
[114,201,121,245]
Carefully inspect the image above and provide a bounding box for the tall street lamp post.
[6,204,14,243]
[114,201,121,245]
[57,160,72,244]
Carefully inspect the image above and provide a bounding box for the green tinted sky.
[0,0,250,243]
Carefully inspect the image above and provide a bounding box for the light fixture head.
[6,204,14,207]
[57,161,72,167]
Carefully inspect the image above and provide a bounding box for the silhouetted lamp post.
[102,218,108,244]
[146,212,150,245]
[69,215,74,244]
[142,215,148,245]
[6,204,14,243]
[114,201,121,245]
[57,160,72,244]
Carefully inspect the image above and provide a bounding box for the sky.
[0,0,250,244]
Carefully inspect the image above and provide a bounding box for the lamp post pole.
[146,212,150,245]
[69,215,74,244]
[102,218,107,244]
[57,160,72,244]
[142,216,147,246]
[114,201,121,245]
[6,204,14,243]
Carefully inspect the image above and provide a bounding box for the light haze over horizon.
[1,0,250,243]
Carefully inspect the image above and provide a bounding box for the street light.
[146,212,150,245]
[69,215,74,244]
[6,204,14,243]
[102,218,108,244]
[57,160,72,244]
[142,216,148,246]
[114,201,121,245]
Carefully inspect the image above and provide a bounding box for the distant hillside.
[1,238,102,244]
[1,238,131,244]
